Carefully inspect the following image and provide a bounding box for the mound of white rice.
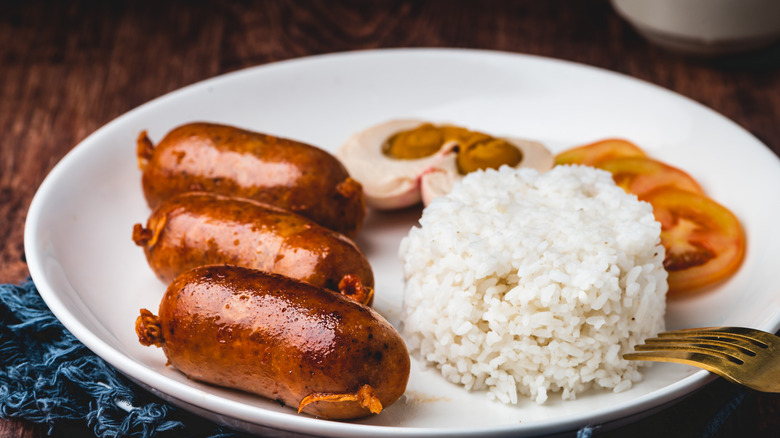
[400,165,667,404]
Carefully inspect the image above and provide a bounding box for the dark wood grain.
[1,0,778,437]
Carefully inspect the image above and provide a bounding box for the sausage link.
[136,265,410,420]
[132,192,374,305]
[137,122,365,237]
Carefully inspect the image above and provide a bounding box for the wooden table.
[1,1,778,436]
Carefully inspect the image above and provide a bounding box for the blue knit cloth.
[0,280,747,437]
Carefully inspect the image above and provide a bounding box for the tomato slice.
[555,138,646,166]
[597,157,704,197]
[643,188,745,296]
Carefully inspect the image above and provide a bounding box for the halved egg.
[336,119,554,210]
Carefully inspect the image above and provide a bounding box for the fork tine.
[633,339,750,363]
[641,336,759,362]
[623,350,745,386]
[659,327,773,348]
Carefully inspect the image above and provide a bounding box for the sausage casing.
[132,192,374,305]
[136,265,410,419]
[137,122,365,237]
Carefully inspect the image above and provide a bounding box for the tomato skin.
[642,188,745,296]
[597,157,704,197]
[555,138,646,166]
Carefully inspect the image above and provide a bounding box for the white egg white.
[337,119,555,210]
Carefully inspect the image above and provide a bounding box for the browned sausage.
[132,192,374,305]
[137,122,365,237]
[136,265,410,420]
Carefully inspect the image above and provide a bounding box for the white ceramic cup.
[610,0,780,56]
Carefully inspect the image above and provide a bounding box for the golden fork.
[624,326,780,393]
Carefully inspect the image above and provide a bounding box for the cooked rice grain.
[400,165,667,404]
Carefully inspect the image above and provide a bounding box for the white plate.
[24,49,780,437]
